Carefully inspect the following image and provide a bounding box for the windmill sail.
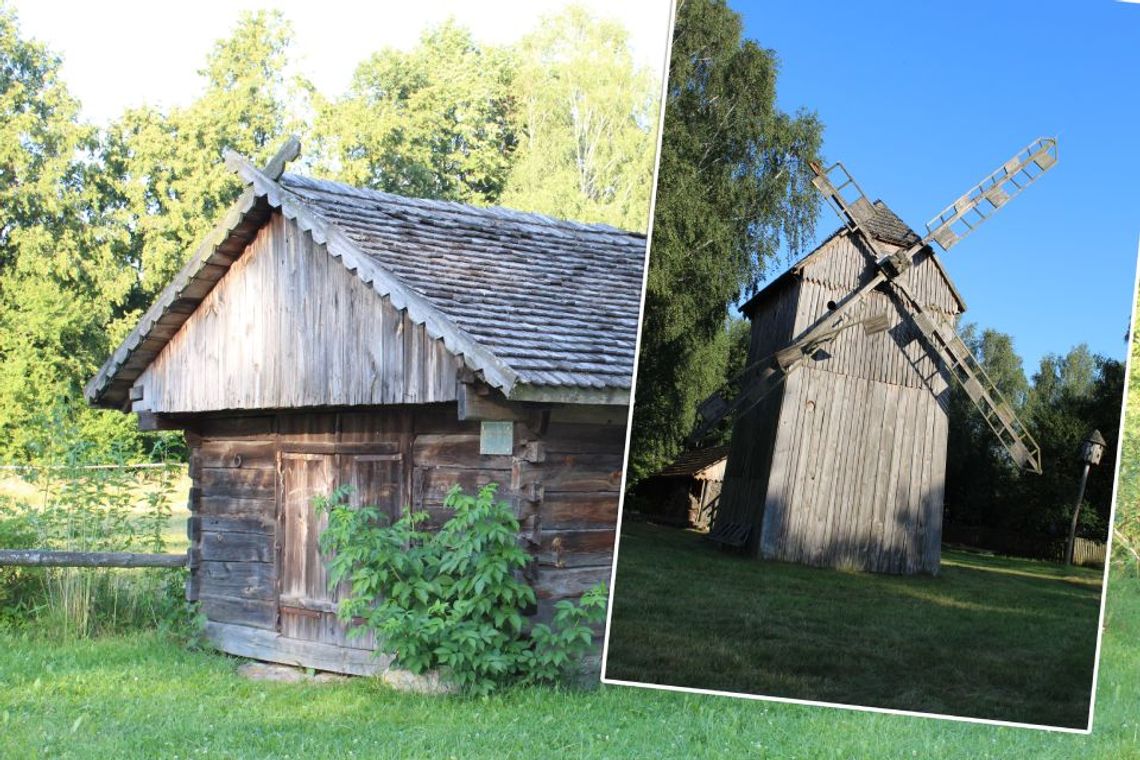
[889,279,1043,473]
[924,138,1057,252]
[688,364,785,445]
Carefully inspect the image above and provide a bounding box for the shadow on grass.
[604,521,1103,729]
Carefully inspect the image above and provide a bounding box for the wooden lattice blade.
[923,137,1058,252]
[811,160,879,242]
[897,286,1043,474]
[688,363,787,446]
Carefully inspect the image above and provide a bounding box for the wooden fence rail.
[0,550,188,568]
[0,463,182,471]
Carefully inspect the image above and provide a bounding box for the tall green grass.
[1111,285,1140,575]
[0,455,189,637]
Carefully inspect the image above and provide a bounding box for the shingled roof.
[656,445,730,478]
[739,200,965,318]
[279,173,645,391]
[857,200,922,248]
[85,145,647,408]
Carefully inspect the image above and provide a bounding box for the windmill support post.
[0,549,188,568]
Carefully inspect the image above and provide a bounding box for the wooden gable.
[796,232,965,318]
[132,212,464,414]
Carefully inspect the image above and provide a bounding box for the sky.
[9,0,674,125]
[737,0,1140,374]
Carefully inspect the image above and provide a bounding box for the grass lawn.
[0,572,1134,758]
[604,521,1106,730]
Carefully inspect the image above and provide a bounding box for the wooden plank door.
[278,448,403,650]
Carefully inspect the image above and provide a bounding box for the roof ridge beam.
[261,135,301,180]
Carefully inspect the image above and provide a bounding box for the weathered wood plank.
[546,405,629,427]
[758,362,804,558]
[199,467,276,499]
[199,561,276,599]
[534,529,616,568]
[200,514,276,535]
[413,466,512,508]
[457,384,537,422]
[534,566,610,600]
[541,492,618,530]
[412,433,512,469]
[856,380,889,563]
[197,441,276,469]
[133,213,463,414]
[278,441,400,455]
[197,416,276,440]
[517,454,622,493]
[200,531,273,563]
[205,621,391,676]
[813,372,847,565]
[199,496,276,517]
[200,595,277,630]
[542,423,626,455]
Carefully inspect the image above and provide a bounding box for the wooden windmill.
[692,138,1058,574]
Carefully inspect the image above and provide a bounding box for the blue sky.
[735,0,1140,373]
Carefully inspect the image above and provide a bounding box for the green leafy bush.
[0,498,41,625]
[317,483,607,694]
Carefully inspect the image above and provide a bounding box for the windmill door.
[277,446,403,649]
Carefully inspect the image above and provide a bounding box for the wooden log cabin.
[715,202,965,574]
[631,446,727,530]
[85,142,644,675]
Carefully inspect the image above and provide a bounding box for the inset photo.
[604,0,1139,732]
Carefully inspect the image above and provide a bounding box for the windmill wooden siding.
[717,208,963,574]
[87,145,643,676]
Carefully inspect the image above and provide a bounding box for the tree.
[0,4,137,459]
[0,6,663,465]
[626,0,823,483]
[1020,346,1121,542]
[944,325,1030,527]
[102,10,300,301]
[499,6,659,231]
[0,8,302,462]
[945,330,1123,552]
[311,21,516,205]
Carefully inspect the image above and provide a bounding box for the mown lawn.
[605,522,1106,730]
[0,571,1135,759]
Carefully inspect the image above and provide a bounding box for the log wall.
[135,213,463,413]
[183,402,623,673]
